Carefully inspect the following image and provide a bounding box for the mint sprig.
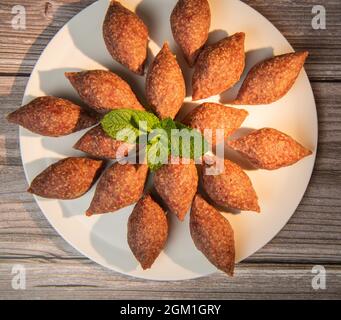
[101,109,208,171]
[101,109,159,142]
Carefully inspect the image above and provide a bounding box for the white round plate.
[20,0,317,280]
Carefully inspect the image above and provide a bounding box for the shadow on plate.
[162,212,216,275]
[206,29,229,45]
[136,0,175,49]
[175,101,199,122]
[225,127,258,171]
[23,157,60,181]
[39,127,92,157]
[90,208,139,272]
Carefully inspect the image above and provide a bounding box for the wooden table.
[0,0,340,299]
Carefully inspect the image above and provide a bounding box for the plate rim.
[19,0,318,281]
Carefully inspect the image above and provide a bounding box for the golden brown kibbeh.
[146,43,186,119]
[190,194,235,276]
[170,0,211,67]
[7,96,97,137]
[154,160,198,221]
[103,0,148,75]
[28,157,104,199]
[74,125,133,159]
[202,158,260,212]
[228,128,312,170]
[183,102,248,144]
[128,194,168,270]
[86,163,148,216]
[234,51,309,105]
[192,32,245,100]
[65,70,144,114]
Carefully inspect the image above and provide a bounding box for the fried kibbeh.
[228,128,312,170]
[74,125,133,159]
[234,51,308,105]
[28,157,104,199]
[154,160,198,221]
[128,194,168,270]
[86,163,148,216]
[103,0,148,75]
[190,194,235,276]
[183,102,248,144]
[10,1,317,276]
[170,0,211,67]
[202,158,260,212]
[146,43,186,119]
[7,96,97,137]
[65,70,144,114]
[192,32,245,100]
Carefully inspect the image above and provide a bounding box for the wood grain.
[0,0,340,79]
[1,260,341,299]
[0,0,340,299]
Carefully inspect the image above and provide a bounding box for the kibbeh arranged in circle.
[7,96,97,137]
[6,0,316,276]
[28,157,104,200]
[228,128,312,170]
[146,43,186,120]
[190,194,235,276]
[192,32,245,100]
[128,194,168,270]
[103,0,148,75]
[234,51,309,105]
[170,0,211,67]
[65,70,144,113]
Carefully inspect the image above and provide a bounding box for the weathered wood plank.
[0,0,340,299]
[1,260,340,299]
[0,0,340,80]
[1,76,341,265]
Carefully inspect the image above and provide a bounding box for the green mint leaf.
[101,109,160,143]
[147,118,209,170]
[101,110,208,171]
[170,121,209,160]
[147,137,169,172]
[131,110,160,133]
[158,118,177,131]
